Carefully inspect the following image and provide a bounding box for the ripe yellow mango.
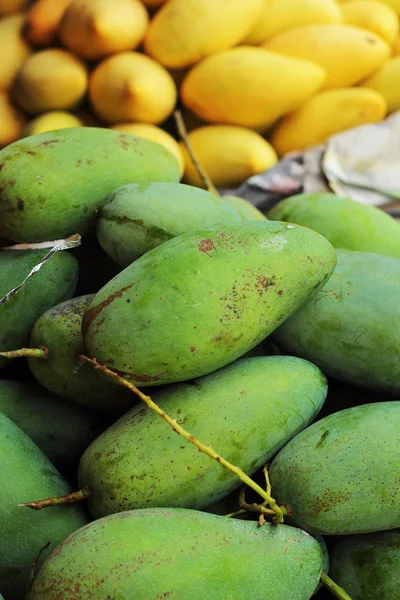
[144,0,263,69]
[24,0,73,47]
[181,47,325,128]
[181,125,278,188]
[0,92,25,147]
[270,88,387,155]
[363,57,400,113]
[0,13,30,91]
[392,35,400,54]
[341,0,400,14]
[0,0,27,15]
[89,51,177,124]
[244,0,341,45]
[341,0,399,45]
[23,111,83,137]
[264,25,390,89]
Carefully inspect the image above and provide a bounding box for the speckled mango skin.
[0,127,180,242]
[269,402,400,535]
[28,508,323,600]
[329,529,400,599]
[83,221,336,386]
[0,413,89,600]
[97,182,243,267]
[274,250,400,394]
[268,193,400,258]
[28,295,133,412]
[78,356,327,518]
[0,249,77,370]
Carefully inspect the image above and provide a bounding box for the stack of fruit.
[0,124,399,599]
[1,0,400,190]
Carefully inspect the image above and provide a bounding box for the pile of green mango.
[0,128,399,600]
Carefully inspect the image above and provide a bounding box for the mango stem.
[0,346,49,360]
[79,355,286,524]
[19,486,91,511]
[320,573,353,600]
[173,109,219,197]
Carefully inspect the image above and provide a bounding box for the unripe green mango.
[83,221,336,386]
[223,194,268,221]
[0,412,89,600]
[329,529,400,599]
[28,295,133,412]
[269,402,400,535]
[0,127,180,242]
[268,193,400,258]
[97,182,243,267]
[78,356,327,518]
[0,379,104,474]
[28,508,323,600]
[0,249,78,370]
[274,250,400,394]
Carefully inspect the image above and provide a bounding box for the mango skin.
[83,221,337,386]
[28,508,323,600]
[268,193,400,258]
[0,249,78,370]
[96,182,243,267]
[223,195,268,221]
[28,295,133,412]
[0,127,180,242]
[0,413,89,600]
[78,355,327,518]
[274,250,400,394]
[269,402,400,535]
[329,529,400,599]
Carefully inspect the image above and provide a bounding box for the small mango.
[340,0,399,45]
[363,56,400,114]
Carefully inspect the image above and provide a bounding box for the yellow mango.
[363,56,400,113]
[0,0,27,16]
[12,48,88,114]
[341,1,399,45]
[270,87,387,156]
[59,0,149,61]
[23,111,83,137]
[393,34,400,54]
[89,51,177,124]
[144,0,263,69]
[264,24,390,88]
[24,0,73,47]
[0,13,30,91]
[0,92,25,147]
[244,0,341,45]
[181,47,325,128]
[180,125,278,188]
[111,123,184,177]
[340,0,400,14]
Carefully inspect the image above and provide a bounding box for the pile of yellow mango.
[1,0,400,188]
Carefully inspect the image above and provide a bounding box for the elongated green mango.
[269,402,400,535]
[28,295,133,412]
[329,529,400,599]
[28,508,323,600]
[274,250,400,394]
[0,127,180,242]
[97,182,243,267]
[268,193,400,258]
[0,249,77,370]
[78,356,327,518]
[83,221,336,386]
[0,413,89,600]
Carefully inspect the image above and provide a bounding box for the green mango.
[269,402,400,535]
[268,193,400,258]
[78,356,327,518]
[0,127,180,243]
[0,379,105,474]
[0,412,89,600]
[83,221,336,386]
[28,508,323,600]
[97,183,243,267]
[329,529,400,599]
[0,249,78,370]
[27,295,133,412]
[223,194,268,221]
[274,250,400,394]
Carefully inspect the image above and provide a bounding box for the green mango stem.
[19,486,91,511]
[320,573,353,600]
[173,109,219,197]
[79,355,286,524]
[0,346,49,360]
[25,540,52,598]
